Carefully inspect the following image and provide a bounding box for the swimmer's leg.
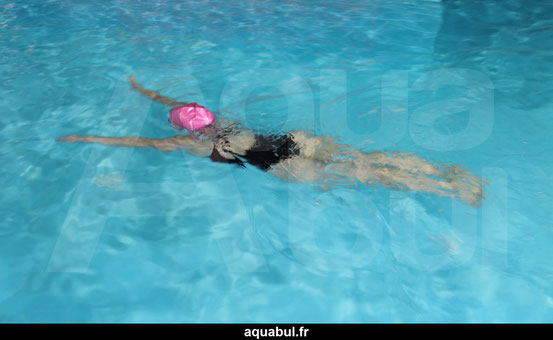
[268,156,357,191]
[129,76,187,107]
[285,132,486,206]
[348,152,486,207]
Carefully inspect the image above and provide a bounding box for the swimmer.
[58,76,487,207]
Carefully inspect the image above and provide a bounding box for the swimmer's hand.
[128,75,140,90]
[57,135,83,143]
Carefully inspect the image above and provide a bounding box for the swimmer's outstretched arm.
[129,76,188,107]
[57,134,212,155]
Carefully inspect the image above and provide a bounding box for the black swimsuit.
[209,133,300,171]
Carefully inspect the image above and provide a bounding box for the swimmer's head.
[169,103,215,132]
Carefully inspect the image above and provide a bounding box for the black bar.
[0,323,543,338]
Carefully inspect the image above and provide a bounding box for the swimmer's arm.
[129,76,187,107]
[57,134,212,155]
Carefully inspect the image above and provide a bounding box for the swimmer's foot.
[448,167,486,207]
[455,180,485,207]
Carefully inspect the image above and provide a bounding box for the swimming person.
[57,76,487,207]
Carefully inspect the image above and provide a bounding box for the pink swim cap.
[169,103,215,131]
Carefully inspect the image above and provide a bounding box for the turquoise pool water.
[1,0,553,322]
